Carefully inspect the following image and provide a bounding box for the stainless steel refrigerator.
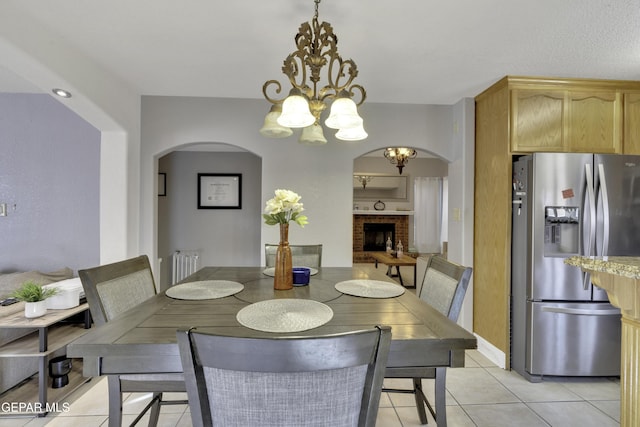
[511,153,640,381]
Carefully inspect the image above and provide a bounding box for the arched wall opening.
[156,142,262,289]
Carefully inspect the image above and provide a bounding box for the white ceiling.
[1,0,640,105]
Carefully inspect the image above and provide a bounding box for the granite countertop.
[565,256,640,279]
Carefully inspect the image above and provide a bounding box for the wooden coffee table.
[369,252,417,288]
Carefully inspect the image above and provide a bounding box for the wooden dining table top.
[67,266,476,377]
[369,251,417,267]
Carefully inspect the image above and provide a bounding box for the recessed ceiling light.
[52,88,72,98]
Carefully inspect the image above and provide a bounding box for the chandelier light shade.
[325,93,363,130]
[259,104,294,138]
[384,147,417,174]
[299,123,328,145]
[278,89,316,128]
[261,0,367,144]
[335,122,368,141]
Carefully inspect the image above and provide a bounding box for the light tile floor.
[1,264,621,426]
[2,349,620,427]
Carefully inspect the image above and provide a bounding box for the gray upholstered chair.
[383,255,472,426]
[265,243,323,268]
[79,255,186,427]
[177,326,392,427]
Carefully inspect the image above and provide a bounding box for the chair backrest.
[417,255,472,321]
[78,255,157,326]
[265,244,323,268]
[177,326,391,427]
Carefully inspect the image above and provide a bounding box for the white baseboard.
[474,333,507,369]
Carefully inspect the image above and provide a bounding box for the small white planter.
[24,301,47,318]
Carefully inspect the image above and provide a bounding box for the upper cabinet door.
[566,91,621,153]
[511,90,565,153]
[623,92,640,155]
[511,88,623,154]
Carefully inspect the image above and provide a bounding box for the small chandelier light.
[355,175,373,189]
[384,147,417,175]
[260,0,367,144]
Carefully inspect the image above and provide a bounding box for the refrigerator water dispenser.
[544,206,579,256]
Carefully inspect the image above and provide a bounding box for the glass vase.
[274,223,293,290]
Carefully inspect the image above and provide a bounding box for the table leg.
[39,356,48,414]
[38,327,47,352]
[396,266,404,287]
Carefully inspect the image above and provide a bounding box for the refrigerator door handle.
[582,163,596,290]
[597,163,610,256]
[541,306,620,316]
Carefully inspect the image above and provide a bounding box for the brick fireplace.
[353,214,410,263]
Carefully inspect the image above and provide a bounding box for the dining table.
[67,266,477,407]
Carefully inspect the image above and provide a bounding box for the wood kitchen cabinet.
[511,89,565,152]
[624,92,640,154]
[511,87,622,154]
[566,90,621,153]
[474,76,640,369]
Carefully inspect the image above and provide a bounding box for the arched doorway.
[156,143,262,289]
[352,148,449,263]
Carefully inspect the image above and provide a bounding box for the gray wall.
[141,97,467,270]
[157,150,262,288]
[0,93,100,273]
[353,156,448,210]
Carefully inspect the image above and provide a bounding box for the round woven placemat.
[236,299,333,333]
[334,279,405,298]
[165,280,244,300]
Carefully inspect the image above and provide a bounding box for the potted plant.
[11,281,58,318]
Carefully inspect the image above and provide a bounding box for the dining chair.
[265,243,323,268]
[383,255,472,426]
[177,325,392,427]
[78,255,187,427]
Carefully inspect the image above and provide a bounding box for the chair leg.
[107,375,124,427]
[147,392,163,427]
[412,378,429,425]
[128,392,162,427]
[434,367,447,427]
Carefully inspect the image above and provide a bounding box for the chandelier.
[259,0,367,145]
[355,175,373,189]
[384,147,417,175]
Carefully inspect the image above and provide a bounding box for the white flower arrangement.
[263,189,309,227]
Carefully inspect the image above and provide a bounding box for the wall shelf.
[353,210,414,215]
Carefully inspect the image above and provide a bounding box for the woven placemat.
[165,280,244,300]
[263,267,318,277]
[334,279,405,298]
[236,299,333,333]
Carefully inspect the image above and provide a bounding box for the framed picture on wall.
[198,173,242,209]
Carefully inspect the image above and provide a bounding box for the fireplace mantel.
[352,210,414,215]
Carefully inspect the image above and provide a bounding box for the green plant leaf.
[11,281,58,302]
